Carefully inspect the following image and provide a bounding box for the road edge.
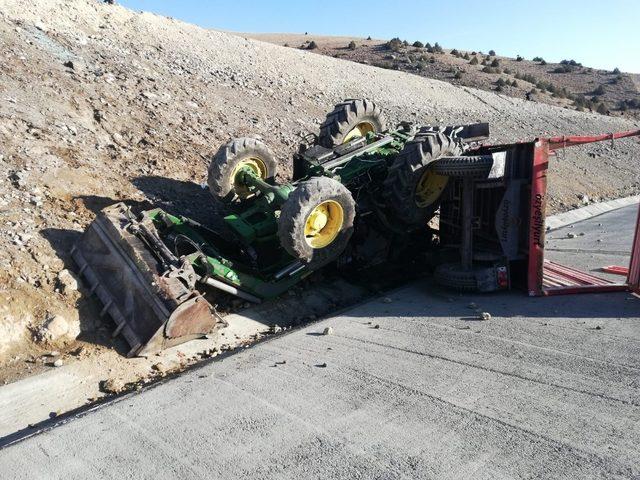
[546,195,640,231]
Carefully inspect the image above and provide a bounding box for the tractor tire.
[278,176,356,268]
[433,263,479,292]
[431,155,493,178]
[318,99,387,148]
[383,131,463,228]
[207,137,277,204]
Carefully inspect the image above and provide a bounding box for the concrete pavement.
[0,281,638,479]
[546,203,637,282]
[1,202,639,479]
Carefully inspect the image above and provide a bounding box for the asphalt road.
[1,206,639,479]
[545,204,637,282]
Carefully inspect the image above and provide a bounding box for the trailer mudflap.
[71,203,223,357]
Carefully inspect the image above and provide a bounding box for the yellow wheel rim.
[415,169,449,207]
[304,200,344,249]
[343,121,375,143]
[230,157,267,199]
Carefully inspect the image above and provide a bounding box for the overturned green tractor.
[73,99,488,355]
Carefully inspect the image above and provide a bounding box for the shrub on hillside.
[348,40,357,50]
[463,52,470,60]
[489,49,496,56]
[307,41,318,50]
[450,48,459,56]
[413,41,424,48]
[516,55,524,61]
[490,58,500,67]
[386,37,403,52]
[593,85,606,95]
[482,66,501,74]
[454,70,463,79]
[612,67,621,74]
[619,99,640,110]
[433,42,444,53]
[553,65,573,73]
[596,103,608,114]
[611,75,621,84]
[532,56,544,62]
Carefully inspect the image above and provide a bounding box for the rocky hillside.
[0,0,639,373]
[250,33,640,118]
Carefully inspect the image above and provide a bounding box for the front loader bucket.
[71,203,223,357]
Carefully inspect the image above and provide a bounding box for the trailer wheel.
[431,155,493,178]
[318,99,387,147]
[207,137,278,204]
[383,131,463,228]
[433,263,479,292]
[278,176,356,267]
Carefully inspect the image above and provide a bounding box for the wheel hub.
[231,157,267,199]
[343,121,375,143]
[304,200,344,248]
[414,169,449,208]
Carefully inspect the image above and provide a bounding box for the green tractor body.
[73,99,489,355]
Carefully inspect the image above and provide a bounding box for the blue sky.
[119,0,640,73]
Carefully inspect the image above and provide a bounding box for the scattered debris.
[151,362,167,374]
[57,269,79,294]
[316,362,327,368]
[36,314,72,342]
[270,325,282,334]
[100,378,126,394]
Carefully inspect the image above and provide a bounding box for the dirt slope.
[0,0,639,374]
[249,33,640,118]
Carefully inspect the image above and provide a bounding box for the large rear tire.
[433,263,479,292]
[207,137,277,204]
[383,131,463,228]
[278,177,356,268]
[318,99,387,148]
[432,155,493,178]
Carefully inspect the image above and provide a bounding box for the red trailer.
[436,129,640,296]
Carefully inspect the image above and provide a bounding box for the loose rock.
[100,378,125,394]
[57,269,79,293]
[37,314,69,341]
[322,326,333,335]
[151,362,167,374]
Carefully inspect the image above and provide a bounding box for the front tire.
[207,137,278,204]
[278,177,356,268]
